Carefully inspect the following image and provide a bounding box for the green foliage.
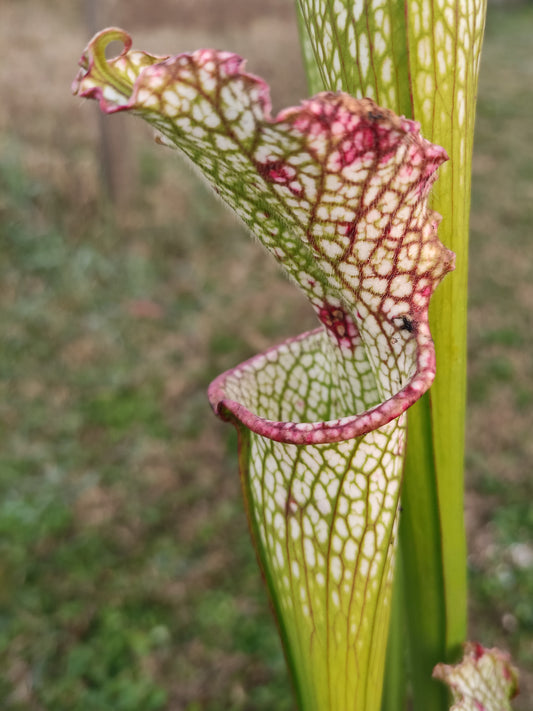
[0,141,295,710]
[470,476,533,667]
[83,386,169,439]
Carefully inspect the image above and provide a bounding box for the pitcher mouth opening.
[208,327,434,445]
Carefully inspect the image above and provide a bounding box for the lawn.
[0,1,532,708]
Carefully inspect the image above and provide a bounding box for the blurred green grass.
[1,3,533,709]
[466,4,533,702]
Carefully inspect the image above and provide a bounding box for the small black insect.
[368,110,385,121]
[393,315,415,333]
[399,316,414,333]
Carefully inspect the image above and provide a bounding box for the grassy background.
[1,0,532,708]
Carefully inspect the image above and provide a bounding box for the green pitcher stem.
[236,421,403,710]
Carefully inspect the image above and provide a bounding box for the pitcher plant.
[72,2,518,708]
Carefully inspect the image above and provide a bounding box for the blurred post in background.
[81,0,138,208]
